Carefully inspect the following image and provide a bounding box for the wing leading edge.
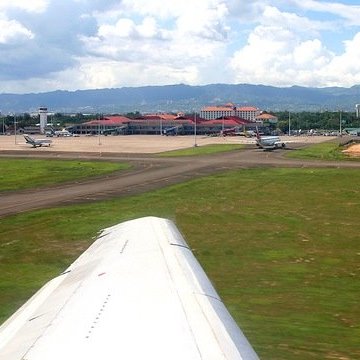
[0,216,259,360]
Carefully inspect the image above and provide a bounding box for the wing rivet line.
[85,294,111,339]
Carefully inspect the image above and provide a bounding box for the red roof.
[159,114,177,120]
[224,116,251,124]
[125,118,194,125]
[202,116,251,125]
[175,115,206,123]
[84,116,130,126]
[139,114,178,120]
[200,119,238,126]
[136,114,177,120]
[201,106,235,111]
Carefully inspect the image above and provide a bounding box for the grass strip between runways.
[0,167,359,360]
[286,140,359,161]
[158,143,244,157]
[0,158,130,192]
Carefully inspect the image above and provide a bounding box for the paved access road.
[1,145,360,218]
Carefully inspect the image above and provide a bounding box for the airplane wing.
[0,217,259,360]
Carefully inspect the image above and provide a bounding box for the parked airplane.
[220,127,240,136]
[220,127,253,137]
[103,125,128,136]
[55,129,72,137]
[23,134,52,148]
[0,217,259,360]
[163,125,182,136]
[255,128,286,150]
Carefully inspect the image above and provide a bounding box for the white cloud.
[230,24,296,81]
[74,58,199,89]
[80,0,229,85]
[97,17,167,40]
[0,57,199,93]
[121,0,219,19]
[1,0,360,93]
[320,32,360,86]
[229,8,335,87]
[293,39,330,68]
[230,3,360,88]
[261,6,332,33]
[0,19,34,44]
[175,2,229,41]
[226,0,269,22]
[290,0,360,26]
[0,0,48,13]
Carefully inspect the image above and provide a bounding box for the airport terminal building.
[68,113,265,136]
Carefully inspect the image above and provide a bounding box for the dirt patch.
[342,143,360,157]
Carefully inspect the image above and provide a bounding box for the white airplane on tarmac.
[255,127,288,150]
[0,217,259,360]
[23,134,52,148]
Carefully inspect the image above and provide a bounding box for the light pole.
[98,120,101,146]
[339,110,342,137]
[1,113,4,135]
[157,110,163,135]
[288,111,291,136]
[14,114,17,144]
[194,111,198,147]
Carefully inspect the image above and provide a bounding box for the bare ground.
[342,143,360,156]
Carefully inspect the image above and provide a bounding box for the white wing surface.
[0,217,259,360]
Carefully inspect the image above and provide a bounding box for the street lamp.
[98,120,101,146]
[14,114,17,144]
[1,112,4,135]
[194,111,198,147]
[339,110,342,137]
[157,110,163,135]
[288,111,291,136]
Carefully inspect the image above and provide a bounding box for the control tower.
[39,107,48,134]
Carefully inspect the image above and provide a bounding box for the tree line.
[275,111,360,133]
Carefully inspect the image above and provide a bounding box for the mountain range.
[1,83,360,114]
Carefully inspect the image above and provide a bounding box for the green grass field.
[287,140,356,161]
[158,143,244,157]
[0,168,359,359]
[0,158,130,192]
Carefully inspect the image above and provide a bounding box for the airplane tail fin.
[255,126,261,139]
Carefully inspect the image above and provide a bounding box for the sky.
[1,0,360,93]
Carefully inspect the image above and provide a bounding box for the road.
[1,145,360,218]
